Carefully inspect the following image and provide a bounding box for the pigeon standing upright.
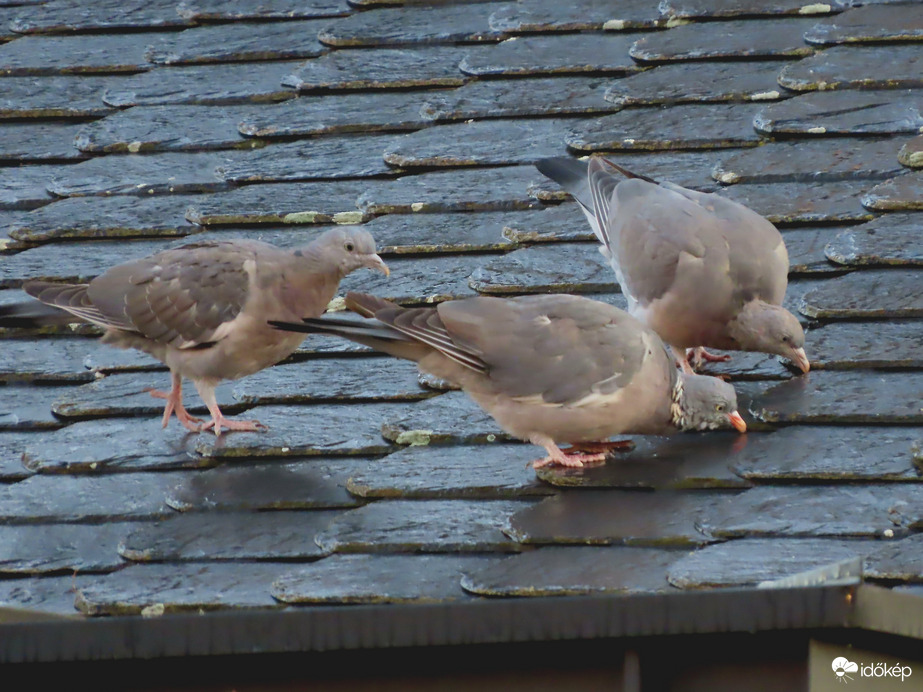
[271,292,747,468]
[0,228,389,434]
[535,156,810,374]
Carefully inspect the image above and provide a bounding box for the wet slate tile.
[459,33,645,77]
[631,17,817,62]
[0,75,122,119]
[697,485,923,539]
[566,103,764,153]
[899,135,923,169]
[865,533,923,582]
[778,45,923,91]
[753,89,923,136]
[862,173,923,211]
[720,180,876,225]
[0,122,88,162]
[74,562,286,615]
[346,444,555,499]
[119,511,342,561]
[339,253,486,304]
[0,523,131,576]
[0,575,92,618]
[273,554,487,604]
[0,431,34,481]
[505,490,728,547]
[361,210,521,253]
[804,4,923,45]
[667,538,876,588]
[469,242,614,295]
[177,0,351,20]
[749,371,923,424]
[461,546,678,596]
[10,0,193,34]
[713,138,906,185]
[421,76,617,121]
[489,0,665,32]
[283,46,471,91]
[315,499,531,553]
[0,472,180,523]
[103,61,300,107]
[800,269,923,318]
[146,20,327,66]
[380,391,508,446]
[356,165,544,215]
[782,227,843,274]
[0,337,104,382]
[0,33,154,75]
[825,215,923,267]
[0,383,72,431]
[318,3,507,47]
[383,118,573,168]
[659,0,838,19]
[0,211,30,252]
[0,165,61,210]
[498,203,597,242]
[806,320,923,371]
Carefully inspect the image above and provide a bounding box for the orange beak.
[790,347,810,374]
[727,410,747,433]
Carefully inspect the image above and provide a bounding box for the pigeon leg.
[193,379,267,436]
[687,347,731,369]
[145,372,204,431]
[671,346,695,374]
[530,435,608,469]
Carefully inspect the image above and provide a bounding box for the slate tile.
[865,533,923,582]
[356,165,544,215]
[825,215,923,267]
[488,0,665,32]
[806,320,923,371]
[103,61,300,107]
[713,138,906,185]
[273,554,489,604]
[341,252,487,304]
[782,227,844,274]
[566,104,764,153]
[0,472,180,523]
[804,4,923,45]
[862,173,923,212]
[468,242,615,295]
[0,523,132,576]
[0,165,61,210]
[505,490,729,547]
[697,485,923,538]
[461,546,679,596]
[10,0,193,34]
[899,135,923,169]
[753,89,923,136]
[497,203,597,242]
[177,0,351,20]
[239,90,433,138]
[146,20,327,66]
[119,511,342,561]
[0,431,35,481]
[380,391,508,447]
[315,499,531,553]
[74,563,286,615]
[459,33,645,77]
[0,575,92,618]
[659,0,838,19]
[0,337,104,382]
[421,76,617,121]
[345,444,555,499]
[0,383,72,431]
[0,211,29,252]
[749,371,923,424]
[0,75,122,119]
[667,538,877,588]
[800,269,923,318]
[778,45,923,91]
[0,122,89,162]
[317,3,507,47]
[361,210,520,253]
[383,118,573,168]
[283,46,471,91]
[631,18,817,62]
[0,33,154,75]
[719,180,876,225]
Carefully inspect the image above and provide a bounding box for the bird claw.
[687,347,732,370]
[201,417,269,436]
[532,451,608,469]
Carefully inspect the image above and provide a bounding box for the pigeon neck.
[726,299,770,346]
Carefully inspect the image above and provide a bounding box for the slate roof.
[2,0,923,666]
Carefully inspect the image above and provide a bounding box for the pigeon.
[270,292,747,468]
[0,228,389,434]
[535,156,810,374]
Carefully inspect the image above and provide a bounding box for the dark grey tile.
[0,165,62,210]
[0,523,131,575]
[0,337,104,382]
[899,135,923,169]
[468,242,615,295]
[778,45,923,91]
[804,4,923,45]
[0,432,34,481]
[866,533,923,582]
[0,75,122,119]
[783,227,844,274]
[177,0,350,20]
[0,575,91,618]
[489,0,664,32]
[362,210,520,253]
[0,383,73,431]
[800,269,923,319]
[660,0,837,19]
[380,391,509,447]
[862,173,923,212]
[825,215,923,267]
[0,122,89,162]
[806,320,923,371]
[339,252,487,303]
[720,180,876,225]
[0,33,154,75]
[10,0,193,33]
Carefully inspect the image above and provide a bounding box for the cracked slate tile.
[753,89,923,136]
[0,122,89,162]
[749,371,923,424]
[338,253,487,304]
[712,138,907,185]
[315,499,532,553]
[659,0,838,19]
[506,491,729,547]
[317,3,508,47]
[0,575,94,618]
[119,510,342,561]
[461,546,679,597]
[825,215,923,267]
[631,17,817,62]
[10,0,193,33]
[273,554,489,604]
[800,269,923,318]
[804,3,923,45]
[806,320,923,371]
[380,391,508,446]
[566,103,764,153]
[667,538,877,588]
[719,180,876,225]
[899,135,923,169]
[489,0,665,32]
[177,0,351,20]
[0,523,132,576]
[0,33,152,75]
[459,33,645,77]
[0,432,35,481]
[866,533,923,582]
[778,45,923,91]
[146,20,327,65]
[74,562,287,615]
[283,46,472,91]
[468,242,615,295]
[0,75,122,119]
[697,485,923,539]
[0,383,73,431]
[0,165,63,210]
[862,173,923,211]
[103,61,300,107]
[345,444,555,499]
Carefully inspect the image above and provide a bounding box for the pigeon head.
[307,227,389,278]
[730,301,809,373]
[673,373,747,433]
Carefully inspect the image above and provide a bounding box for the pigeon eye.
[781,335,790,343]
[715,403,725,413]
[345,242,355,252]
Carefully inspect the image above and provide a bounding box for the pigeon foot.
[530,435,611,468]
[145,377,204,432]
[687,347,731,369]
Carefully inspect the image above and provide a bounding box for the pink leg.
[687,347,731,370]
[671,346,695,374]
[145,372,204,432]
[193,379,267,436]
[530,434,610,469]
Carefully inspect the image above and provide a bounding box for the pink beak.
[727,411,747,433]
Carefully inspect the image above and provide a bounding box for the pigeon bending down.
[0,228,388,434]
[535,156,810,375]
[270,292,746,468]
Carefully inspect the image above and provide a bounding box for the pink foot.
[687,347,731,370]
[200,413,268,436]
[533,451,608,469]
[564,440,634,454]
[145,386,204,432]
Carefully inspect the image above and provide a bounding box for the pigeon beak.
[790,347,810,374]
[727,410,747,433]
[365,254,389,277]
